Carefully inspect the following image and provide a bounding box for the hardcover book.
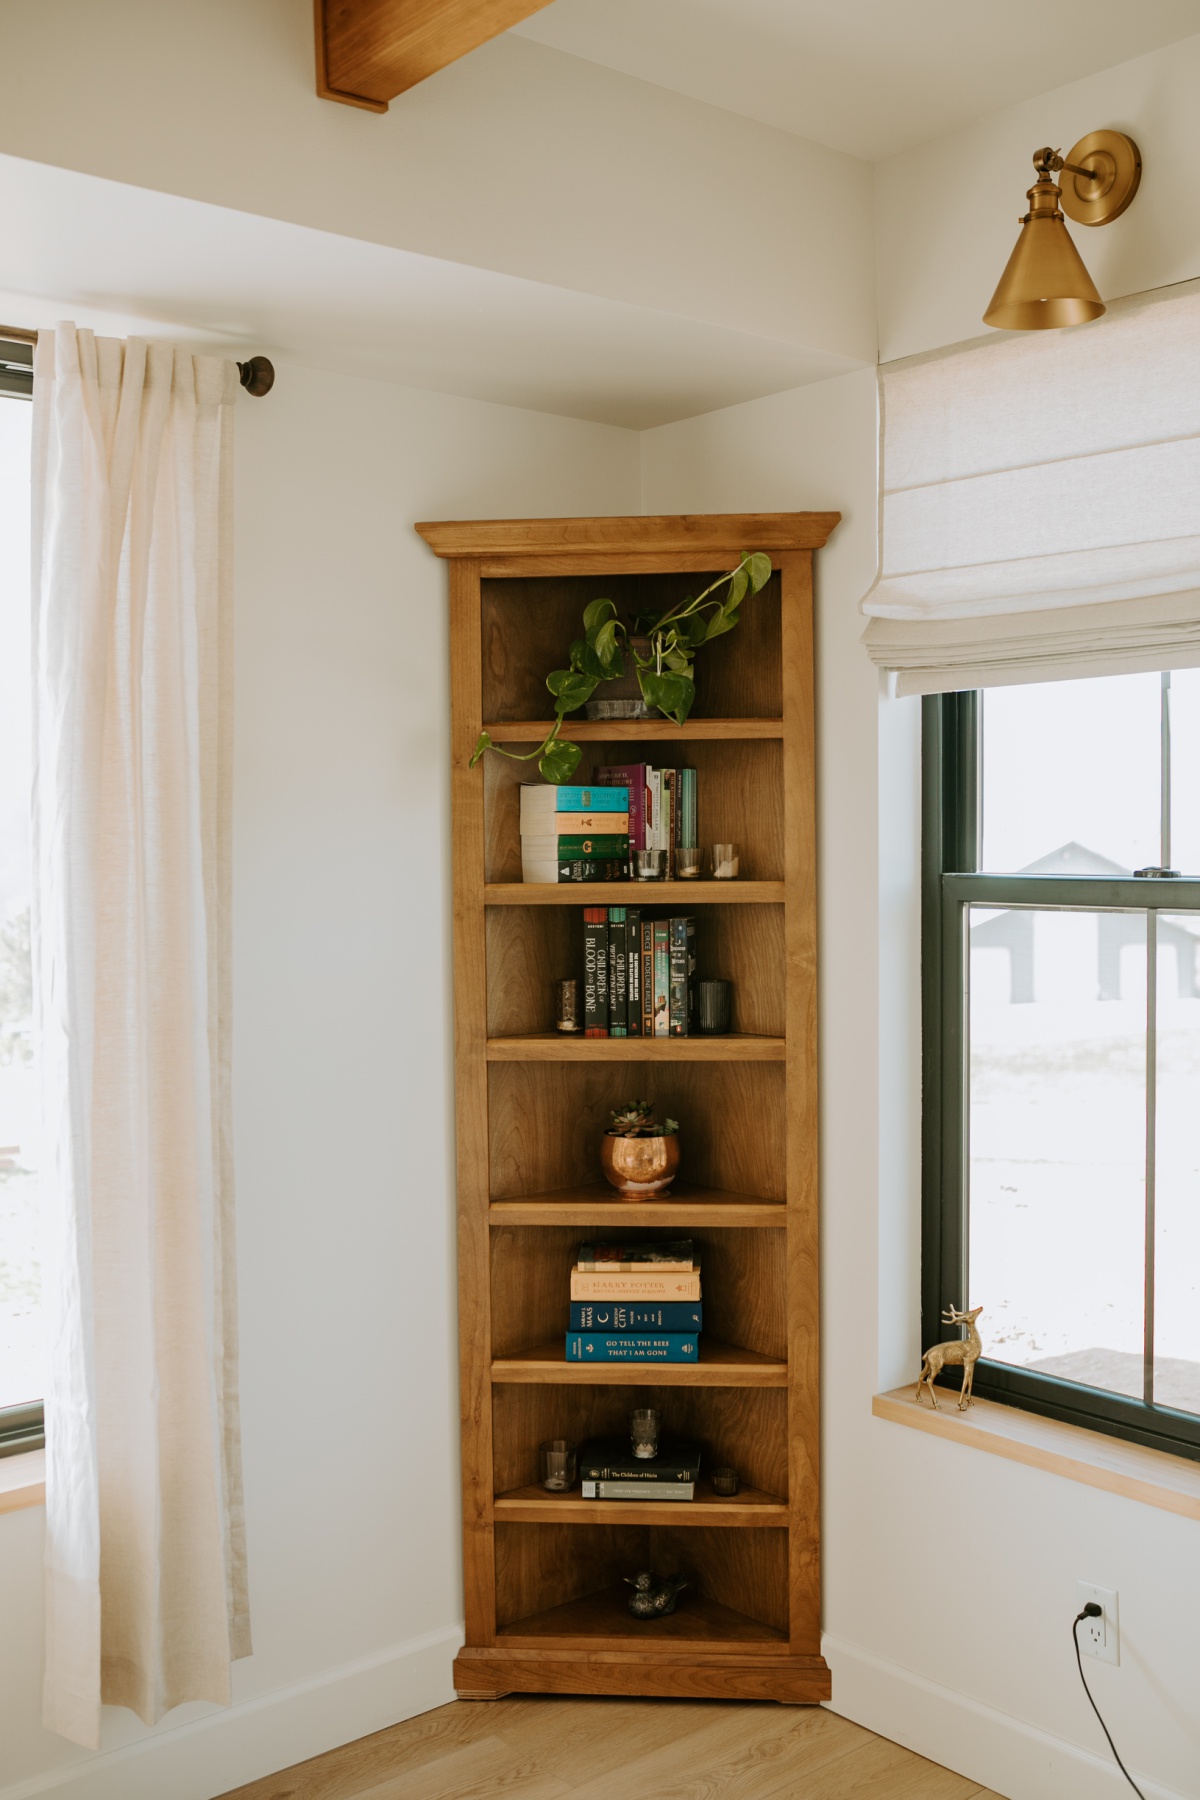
[570,1269,702,1300]
[625,906,641,1035]
[568,1301,703,1331]
[576,1240,693,1271]
[679,767,698,849]
[596,764,648,876]
[565,1332,699,1362]
[521,858,628,884]
[607,907,628,1037]
[583,907,609,1035]
[652,921,670,1038]
[641,919,654,1036]
[669,915,696,1036]
[520,811,630,834]
[662,767,677,877]
[579,1436,703,1481]
[520,783,629,815]
[581,1480,696,1500]
[521,833,629,858]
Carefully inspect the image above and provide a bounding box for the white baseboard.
[823,1633,1187,1800]
[2,1623,463,1800]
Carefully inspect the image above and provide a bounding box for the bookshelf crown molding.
[415,512,842,559]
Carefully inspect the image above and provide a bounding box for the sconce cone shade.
[984,179,1104,330]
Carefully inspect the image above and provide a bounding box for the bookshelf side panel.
[449,555,497,1646]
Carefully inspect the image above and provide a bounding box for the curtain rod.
[0,325,274,396]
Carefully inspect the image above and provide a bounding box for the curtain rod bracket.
[237,356,275,397]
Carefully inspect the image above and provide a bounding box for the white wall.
[0,0,875,368]
[0,365,638,1800]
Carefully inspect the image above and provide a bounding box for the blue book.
[569,1302,703,1332]
[521,784,629,816]
[565,1333,700,1363]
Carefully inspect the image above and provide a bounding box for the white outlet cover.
[1077,1580,1120,1666]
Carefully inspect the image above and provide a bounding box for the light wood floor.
[217,1697,1003,1800]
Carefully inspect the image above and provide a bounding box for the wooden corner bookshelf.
[417,511,839,1705]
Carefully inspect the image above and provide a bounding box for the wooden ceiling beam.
[315,0,556,111]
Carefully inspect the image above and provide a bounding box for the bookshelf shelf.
[489,1183,786,1228]
[429,509,834,1707]
[494,1480,788,1525]
[491,1339,787,1387]
[484,880,786,905]
[486,1032,785,1063]
[497,1586,787,1652]
[482,717,785,742]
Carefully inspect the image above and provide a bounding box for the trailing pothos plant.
[469,550,773,784]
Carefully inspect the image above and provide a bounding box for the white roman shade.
[861,280,1200,695]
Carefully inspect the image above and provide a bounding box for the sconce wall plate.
[1059,130,1142,227]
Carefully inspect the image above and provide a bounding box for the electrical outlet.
[1077,1581,1120,1665]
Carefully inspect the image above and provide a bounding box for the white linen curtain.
[31,325,249,1748]
[861,280,1200,694]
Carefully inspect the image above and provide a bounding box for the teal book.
[565,1332,700,1363]
[520,784,629,815]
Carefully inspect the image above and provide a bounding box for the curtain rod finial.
[237,356,274,397]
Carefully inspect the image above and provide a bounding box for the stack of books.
[597,763,697,879]
[583,907,695,1036]
[520,783,629,883]
[579,1435,703,1501]
[566,1241,702,1363]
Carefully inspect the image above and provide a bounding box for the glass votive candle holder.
[554,978,580,1033]
[628,1407,662,1460]
[539,1440,577,1491]
[711,1466,740,1496]
[711,844,740,879]
[676,848,702,879]
[636,849,666,880]
[697,979,732,1036]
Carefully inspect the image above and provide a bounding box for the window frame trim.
[921,692,1200,1467]
[0,1401,45,1458]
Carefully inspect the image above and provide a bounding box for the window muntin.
[926,677,1200,1460]
[0,389,40,1435]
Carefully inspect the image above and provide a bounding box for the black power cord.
[1072,1605,1147,1799]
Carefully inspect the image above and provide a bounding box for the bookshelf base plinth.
[452,1647,830,1704]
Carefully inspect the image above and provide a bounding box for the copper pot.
[600,1132,680,1199]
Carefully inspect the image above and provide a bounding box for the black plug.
[1079,1602,1102,1619]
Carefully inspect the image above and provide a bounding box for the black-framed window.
[924,672,1200,1464]
[0,338,42,1457]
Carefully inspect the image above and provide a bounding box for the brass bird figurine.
[625,1570,687,1618]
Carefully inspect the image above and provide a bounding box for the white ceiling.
[0,155,858,430]
[514,0,1200,162]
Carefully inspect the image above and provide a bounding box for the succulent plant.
[607,1100,679,1138]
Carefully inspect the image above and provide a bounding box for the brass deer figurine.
[916,1305,983,1411]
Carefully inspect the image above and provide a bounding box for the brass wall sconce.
[984,130,1141,331]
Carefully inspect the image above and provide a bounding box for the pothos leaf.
[547,669,596,713]
[744,551,773,592]
[704,609,739,642]
[571,638,609,680]
[469,731,493,768]
[582,597,618,632]
[593,619,622,670]
[727,566,749,609]
[539,737,583,784]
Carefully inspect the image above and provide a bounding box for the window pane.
[1154,915,1200,1414]
[0,396,39,1411]
[1169,668,1200,876]
[981,673,1161,874]
[968,905,1146,1400]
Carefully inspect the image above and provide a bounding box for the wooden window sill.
[0,1449,45,1513]
[874,1386,1200,1521]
